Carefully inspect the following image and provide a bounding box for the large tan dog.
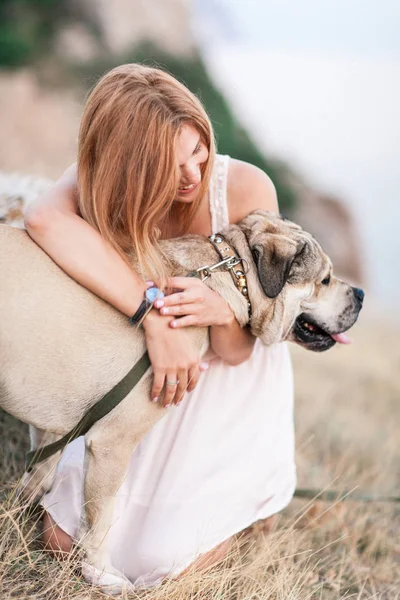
[0,210,364,590]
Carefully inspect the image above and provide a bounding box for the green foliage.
[0,0,98,67]
[1,1,50,66]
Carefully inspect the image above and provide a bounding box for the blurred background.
[1,5,400,596]
[1,0,399,313]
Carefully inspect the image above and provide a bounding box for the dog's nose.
[353,287,365,305]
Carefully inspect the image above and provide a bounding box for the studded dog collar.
[187,233,252,323]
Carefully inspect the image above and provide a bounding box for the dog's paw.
[82,562,135,595]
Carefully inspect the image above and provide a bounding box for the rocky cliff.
[285,175,364,284]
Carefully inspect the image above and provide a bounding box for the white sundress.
[41,154,296,588]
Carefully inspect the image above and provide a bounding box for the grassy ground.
[1,310,399,599]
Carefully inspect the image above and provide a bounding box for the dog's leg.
[78,383,163,593]
[20,426,62,502]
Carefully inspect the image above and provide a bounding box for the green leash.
[25,351,400,505]
[25,352,151,472]
[293,488,400,503]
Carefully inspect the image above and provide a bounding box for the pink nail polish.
[200,362,209,371]
[146,281,154,287]
[154,300,164,308]
[152,397,158,403]
[165,403,171,408]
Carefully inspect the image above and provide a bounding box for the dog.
[0,209,364,590]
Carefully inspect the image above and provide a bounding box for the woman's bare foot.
[179,537,233,578]
[42,511,73,556]
[257,515,277,535]
[178,517,276,579]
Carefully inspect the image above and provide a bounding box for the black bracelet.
[130,298,152,327]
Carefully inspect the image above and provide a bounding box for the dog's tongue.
[331,332,352,344]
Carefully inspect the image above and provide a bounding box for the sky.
[192,0,400,308]
[196,0,400,58]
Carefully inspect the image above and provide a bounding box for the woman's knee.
[42,511,73,556]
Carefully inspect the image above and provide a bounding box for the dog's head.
[230,210,364,351]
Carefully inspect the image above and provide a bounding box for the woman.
[25,64,295,587]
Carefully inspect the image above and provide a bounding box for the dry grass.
[1,309,399,599]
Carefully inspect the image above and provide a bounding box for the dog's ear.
[253,237,305,298]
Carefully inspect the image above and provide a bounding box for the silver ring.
[166,380,179,386]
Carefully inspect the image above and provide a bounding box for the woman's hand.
[155,277,235,329]
[152,278,256,365]
[142,309,209,407]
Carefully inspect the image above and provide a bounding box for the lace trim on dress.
[209,154,230,234]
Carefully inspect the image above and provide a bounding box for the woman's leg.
[43,507,232,570]
[179,515,276,577]
[43,509,235,575]
[42,511,276,577]
[42,511,73,556]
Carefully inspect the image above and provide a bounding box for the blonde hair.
[77,63,216,286]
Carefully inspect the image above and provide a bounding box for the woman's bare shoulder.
[226,158,279,224]
[24,163,79,222]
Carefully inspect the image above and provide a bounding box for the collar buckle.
[207,233,252,323]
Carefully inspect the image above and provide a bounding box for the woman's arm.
[210,318,256,366]
[24,164,206,405]
[24,164,147,316]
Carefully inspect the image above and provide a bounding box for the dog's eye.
[252,248,260,263]
[321,275,331,286]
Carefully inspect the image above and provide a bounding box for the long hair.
[77,63,216,286]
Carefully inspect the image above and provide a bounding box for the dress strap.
[208,154,230,234]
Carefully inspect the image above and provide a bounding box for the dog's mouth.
[293,314,352,352]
